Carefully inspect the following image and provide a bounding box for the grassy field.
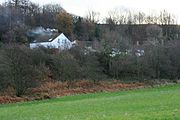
[0,84,180,120]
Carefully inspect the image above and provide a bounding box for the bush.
[108,54,139,80]
[0,44,41,96]
[50,51,80,82]
[70,47,107,83]
[81,52,106,83]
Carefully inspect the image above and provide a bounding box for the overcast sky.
[32,0,180,22]
[1,0,180,22]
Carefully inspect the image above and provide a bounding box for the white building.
[30,33,73,50]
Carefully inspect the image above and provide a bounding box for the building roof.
[33,33,59,43]
[30,33,73,50]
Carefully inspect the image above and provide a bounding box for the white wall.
[30,33,73,50]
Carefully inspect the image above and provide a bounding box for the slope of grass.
[0,84,180,120]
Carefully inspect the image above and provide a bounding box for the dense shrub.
[1,39,180,97]
[81,52,107,83]
[0,45,44,96]
[50,51,80,82]
[69,47,107,82]
[109,55,137,79]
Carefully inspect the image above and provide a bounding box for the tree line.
[0,0,178,44]
[0,0,180,97]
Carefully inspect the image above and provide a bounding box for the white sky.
[1,0,180,22]
[33,0,180,23]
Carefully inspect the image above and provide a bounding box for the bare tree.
[85,10,100,23]
[138,12,146,24]
[159,10,176,25]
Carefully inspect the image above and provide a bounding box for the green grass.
[0,84,180,120]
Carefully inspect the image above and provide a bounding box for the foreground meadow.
[0,84,180,120]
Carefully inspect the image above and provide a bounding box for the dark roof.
[33,33,59,43]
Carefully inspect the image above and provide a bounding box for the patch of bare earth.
[0,80,145,104]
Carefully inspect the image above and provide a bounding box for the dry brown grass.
[0,96,28,104]
[0,80,145,104]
